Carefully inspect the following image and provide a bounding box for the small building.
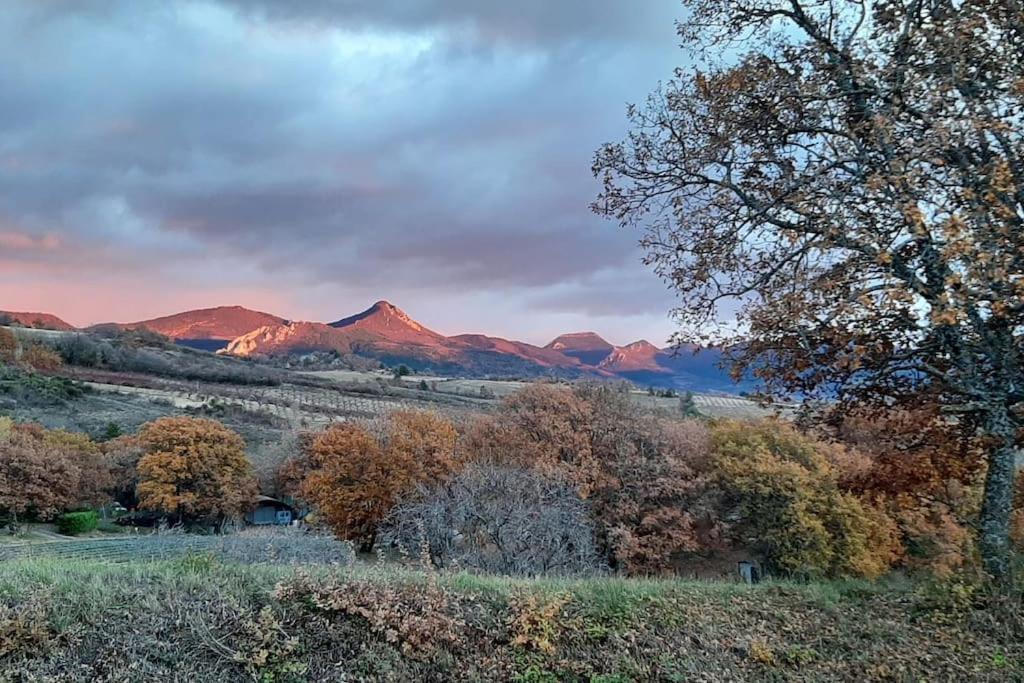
[245,495,295,526]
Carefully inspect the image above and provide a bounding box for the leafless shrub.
[382,464,604,577]
[248,427,303,493]
[214,527,356,566]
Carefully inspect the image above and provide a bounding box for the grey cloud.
[217,0,679,45]
[529,267,679,318]
[0,0,685,340]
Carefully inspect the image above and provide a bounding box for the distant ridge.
[0,310,75,331]
[6,301,751,392]
[93,306,286,342]
[545,332,615,366]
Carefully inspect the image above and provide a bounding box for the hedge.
[57,511,98,536]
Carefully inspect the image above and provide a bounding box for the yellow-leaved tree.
[136,417,256,526]
[710,420,901,579]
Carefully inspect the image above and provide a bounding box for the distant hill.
[92,306,286,349]
[0,310,76,331]
[613,347,744,393]
[227,300,747,391]
[598,339,665,373]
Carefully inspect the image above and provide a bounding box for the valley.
[2,322,775,446]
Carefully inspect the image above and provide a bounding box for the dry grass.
[0,557,1017,681]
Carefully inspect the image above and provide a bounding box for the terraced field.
[309,369,786,419]
[79,374,491,428]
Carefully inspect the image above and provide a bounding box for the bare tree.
[594,0,1024,578]
[383,464,604,577]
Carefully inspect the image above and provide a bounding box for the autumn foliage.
[0,331,63,372]
[286,410,459,549]
[0,417,111,524]
[20,344,63,372]
[573,386,719,574]
[827,407,986,575]
[455,385,903,578]
[102,435,144,510]
[0,328,16,364]
[136,417,256,525]
[709,420,902,579]
[278,385,916,578]
[594,0,1024,578]
[460,384,598,494]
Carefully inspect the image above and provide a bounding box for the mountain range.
[1,301,750,392]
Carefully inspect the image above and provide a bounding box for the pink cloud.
[0,231,61,251]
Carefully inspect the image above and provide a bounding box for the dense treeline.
[281,384,1021,579]
[1,382,1019,581]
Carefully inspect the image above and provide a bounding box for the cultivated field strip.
[0,534,353,566]
[0,536,223,563]
[81,380,437,425]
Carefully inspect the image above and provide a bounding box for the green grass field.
[0,557,1018,681]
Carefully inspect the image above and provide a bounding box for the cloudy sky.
[0,0,687,346]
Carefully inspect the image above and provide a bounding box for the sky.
[0,0,688,347]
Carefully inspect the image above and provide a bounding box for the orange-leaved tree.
[385,409,459,482]
[461,384,598,495]
[41,428,112,508]
[295,423,392,550]
[136,417,256,525]
[0,328,17,364]
[0,419,93,525]
[293,410,460,550]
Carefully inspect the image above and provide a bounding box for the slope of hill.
[94,306,286,351]
[0,558,1012,681]
[0,310,76,331]
[329,301,454,353]
[598,339,666,373]
[224,320,354,357]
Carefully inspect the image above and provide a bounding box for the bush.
[830,406,985,576]
[54,332,280,385]
[459,384,597,494]
[20,344,63,372]
[383,464,605,577]
[581,385,720,575]
[57,511,98,535]
[0,420,107,525]
[459,384,718,575]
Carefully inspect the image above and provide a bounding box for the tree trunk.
[979,405,1019,579]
